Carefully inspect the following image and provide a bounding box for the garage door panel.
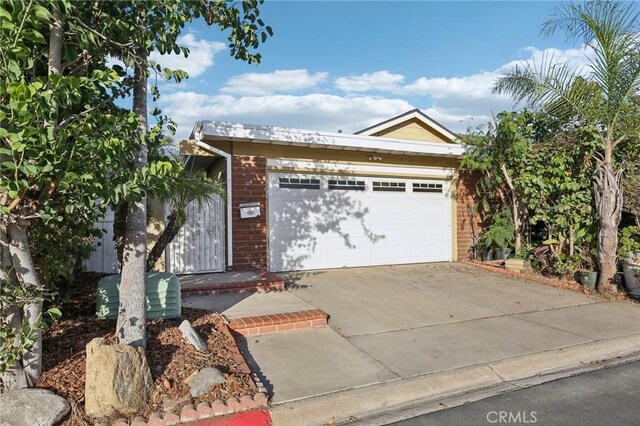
[268,173,452,272]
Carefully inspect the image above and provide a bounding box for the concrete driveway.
[238,263,640,410]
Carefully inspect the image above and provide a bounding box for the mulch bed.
[37,273,256,425]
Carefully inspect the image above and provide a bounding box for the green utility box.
[96,272,181,320]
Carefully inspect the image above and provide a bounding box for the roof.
[355,109,459,142]
[190,120,465,158]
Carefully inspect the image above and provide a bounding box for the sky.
[148,0,594,141]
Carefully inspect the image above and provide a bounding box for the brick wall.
[456,170,483,261]
[231,155,268,270]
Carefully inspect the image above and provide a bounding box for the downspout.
[193,132,234,270]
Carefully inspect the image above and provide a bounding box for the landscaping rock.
[84,338,153,417]
[179,320,208,351]
[187,367,225,397]
[0,388,70,426]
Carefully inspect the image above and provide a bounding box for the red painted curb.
[183,409,272,426]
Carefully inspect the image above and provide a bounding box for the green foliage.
[1,0,272,377]
[479,210,514,250]
[462,110,599,275]
[0,277,61,372]
[619,226,640,259]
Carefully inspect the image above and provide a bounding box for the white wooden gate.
[84,208,118,273]
[166,195,225,274]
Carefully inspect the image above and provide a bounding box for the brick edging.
[228,309,329,336]
[99,323,269,426]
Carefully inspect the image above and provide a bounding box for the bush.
[619,226,640,260]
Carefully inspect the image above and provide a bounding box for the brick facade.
[456,170,483,261]
[231,155,267,270]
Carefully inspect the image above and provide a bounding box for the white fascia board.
[198,121,465,158]
[357,110,459,142]
[267,159,456,178]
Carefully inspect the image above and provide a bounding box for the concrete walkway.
[232,263,640,425]
[183,291,315,319]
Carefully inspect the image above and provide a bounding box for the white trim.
[266,158,455,179]
[192,139,234,270]
[356,110,459,142]
[195,121,465,158]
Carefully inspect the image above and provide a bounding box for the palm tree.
[494,0,640,294]
[146,170,225,272]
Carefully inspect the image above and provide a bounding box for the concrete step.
[180,271,285,296]
[229,309,329,336]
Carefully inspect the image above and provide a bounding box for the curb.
[270,334,640,426]
[183,409,272,426]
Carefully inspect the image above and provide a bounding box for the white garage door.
[268,173,452,272]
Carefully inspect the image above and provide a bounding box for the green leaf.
[32,4,52,22]
[47,307,62,319]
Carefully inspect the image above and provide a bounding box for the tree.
[147,170,225,272]
[82,0,272,347]
[494,0,640,294]
[462,111,598,276]
[0,0,143,388]
[0,0,271,387]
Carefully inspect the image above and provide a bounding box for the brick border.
[228,309,328,336]
[98,322,269,426]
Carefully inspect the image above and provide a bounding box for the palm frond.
[493,53,594,121]
[502,1,640,135]
[164,169,226,213]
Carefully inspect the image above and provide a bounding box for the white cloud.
[335,71,405,92]
[159,92,413,140]
[221,69,328,96]
[149,33,226,78]
[160,44,599,141]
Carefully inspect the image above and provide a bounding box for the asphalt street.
[389,360,640,426]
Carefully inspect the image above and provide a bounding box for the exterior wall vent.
[96,272,182,319]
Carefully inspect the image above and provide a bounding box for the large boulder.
[0,388,70,426]
[84,338,153,418]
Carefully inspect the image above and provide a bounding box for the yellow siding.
[372,118,450,143]
[147,197,166,272]
[180,139,215,156]
[200,139,458,170]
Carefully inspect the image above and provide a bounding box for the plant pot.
[481,249,494,262]
[578,271,598,289]
[622,262,640,296]
[494,248,511,260]
[505,258,530,273]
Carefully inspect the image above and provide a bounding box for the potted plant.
[480,211,514,261]
[619,226,640,297]
[478,232,494,261]
[621,251,640,296]
[505,247,531,272]
[577,250,598,289]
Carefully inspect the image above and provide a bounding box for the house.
[174,109,481,273]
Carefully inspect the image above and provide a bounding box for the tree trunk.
[0,224,29,391]
[6,222,44,386]
[114,202,128,270]
[501,164,523,253]
[594,143,623,295]
[115,60,148,348]
[568,226,574,257]
[146,210,185,272]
